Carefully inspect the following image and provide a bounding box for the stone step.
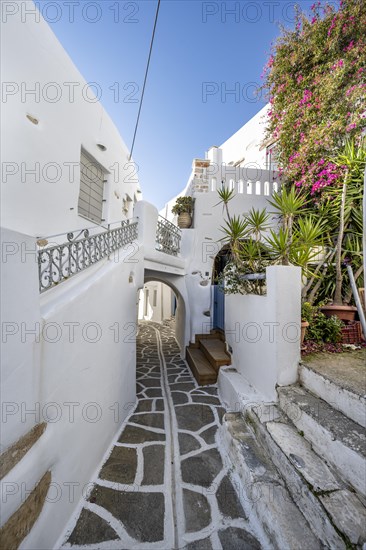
[199,338,231,370]
[250,406,366,548]
[185,347,217,385]
[200,329,225,340]
[219,412,322,550]
[299,360,366,428]
[278,385,366,498]
[190,331,226,348]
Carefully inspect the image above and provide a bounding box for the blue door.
[213,285,225,331]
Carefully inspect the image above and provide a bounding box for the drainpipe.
[347,265,366,338]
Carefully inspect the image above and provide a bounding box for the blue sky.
[46,0,314,209]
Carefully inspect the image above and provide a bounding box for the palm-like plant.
[215,186,235,222]
[246,207,271,242]
[268,186,308,238]
[220,216,249,262]
[216,180,326,296]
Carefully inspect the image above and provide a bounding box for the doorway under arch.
[139,271,189,355]
[211,245,230,332]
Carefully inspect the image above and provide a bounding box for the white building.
[1,5,144,548]
[1,4,300,549]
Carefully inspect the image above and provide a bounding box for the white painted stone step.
[266,421,339,492]
[319,489,366,546]
[219,412,322,550]
[278,385,366,498]
[300,361,366,428]
[249,408,347,549]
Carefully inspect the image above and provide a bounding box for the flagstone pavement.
[62,320,261,550]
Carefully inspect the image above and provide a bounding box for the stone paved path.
[62,321,261,549]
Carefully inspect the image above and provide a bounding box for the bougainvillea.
[262,0,366,197]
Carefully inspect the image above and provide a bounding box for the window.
[266,144,279,172]
[78,149,107,224]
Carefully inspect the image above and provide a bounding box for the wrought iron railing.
[38,220,138,293]
[155,216,181,256]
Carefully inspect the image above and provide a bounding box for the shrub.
[302,302,344,343]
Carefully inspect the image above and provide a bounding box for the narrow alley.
[62,321,262,550]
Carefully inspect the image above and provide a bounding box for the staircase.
[186,331,231,385]
[220,360,366,548]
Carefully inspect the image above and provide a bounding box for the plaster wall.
[1,2,141,238]
[219,104,270,167]
[1,232,144,549]
[134,200,190,352]
[179,190,278,342]
[138,281,173,323]
[160,104,271,223]
[224,266,301,402]
[1,228,42,449]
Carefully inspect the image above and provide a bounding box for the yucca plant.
[219,216,249,263]
[216,182,326,296]
[246,207,271,242]
[268,186,308,239]
[215,186,235,222]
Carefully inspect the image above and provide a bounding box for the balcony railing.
[38,220,138,293]
[155,216,181,256]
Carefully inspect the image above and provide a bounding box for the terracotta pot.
[177,212,192,229]
[301,321,309,345]
[320,304,357,322]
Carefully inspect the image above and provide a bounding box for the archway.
[139,271,189,355]
[138,281,176,325]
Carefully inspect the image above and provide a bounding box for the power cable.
[129,0,161,161]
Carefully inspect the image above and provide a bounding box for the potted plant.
[320,138,365,322]
[172,196,194,229]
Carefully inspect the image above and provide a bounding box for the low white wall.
[1,228,41,449]
[1,228,144,549]
[224,266,301,402]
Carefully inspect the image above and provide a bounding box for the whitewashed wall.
[134,201,190,353]
[1,229,42,450]
[138,282,173,323]
[0,5,146,548]
[160,104,271,222]
[160,104,277,344]
[0,226,144,549]
[219,105,270,167]
[221,266,301,404]
[179,190,279,342]
[1,1,141,239]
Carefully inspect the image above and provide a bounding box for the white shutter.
[78,150,105,224]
